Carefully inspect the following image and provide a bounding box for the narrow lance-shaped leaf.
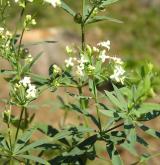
[16,154,49,165]
[60,0,76,17]
[100,0,120,7]
[23,52,43,72]
[0,69,16,75]
[86,16,123,24]
[13,128,37,154]
[136,103,160,116]
[113,85,127,109]
[106,143,124,165]
[140,111,160,121]
[105,90,124,110]
[137,122,160,139]
[136,136,148,147]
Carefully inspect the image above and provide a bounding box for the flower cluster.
[19,76,37,98]
[64,40,126,84]
[0,27,13,60]
[24,15,36,30]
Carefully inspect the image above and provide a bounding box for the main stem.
[79,0,89,128]
[94,82,102,132]
[81,0,86,51]
[14,107,25,143]
[81,24,85,51]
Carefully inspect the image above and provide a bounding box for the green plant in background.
[0,0,160,164]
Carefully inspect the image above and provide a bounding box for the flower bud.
[74,13,82,24]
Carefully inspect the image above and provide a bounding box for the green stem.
[14,107,25,143]
[103,122,124,134]
[84,5,96,23]
[17,28,25,57]
[93,79,102,132]
[81,24,85,51]
[81,0,86,51]
[78,86,89,128]
[7,123,12,151]
[24,107,28,129]
[78,0,89,129]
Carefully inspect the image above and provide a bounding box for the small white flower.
[99,50,110,62]
[19,77,31,87]
[93,46,99,52]
[0,27,4,33]
[97,40,111,51]
[110,65,125,84]
[65,57,74,68]
[44,0,61,8]
[76,65,84,77]
[26,84,37,98]
[78,56,88,69]
[111,56,123,65]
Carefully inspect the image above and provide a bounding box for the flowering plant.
[0,0,160,164]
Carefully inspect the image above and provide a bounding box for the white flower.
[26,84,37,98]
[0,27,4,33]
[19,77,31,87]
[99,50,110,62]
[78,56,88,69]
[111,56,123,65]
[93,46,99,52]
[44,0,61,7]
[110,65,125,84]
[76,65,84,77]
[97,40,111,51]
[65,57,74,68]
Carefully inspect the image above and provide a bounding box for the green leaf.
[15,139,48,154]
[86,16,123,24]
[136,136,148,147]
[138,123,160,139]
[101,0,119,7]
[89,79,97,97]
[107,131,126,145]
[16,154,49,165]
[61,0,76,17]
[136,103,160,116]
[121,141,138,156]
[14,128,36,154]
[106,143,124,165]
[0,69,16,75]
[113,85,127,110]
[105,90,124,111]
[22,52,43,73]
[23,40,57,46]
[29,73,49,85]
[141,111,160,121]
